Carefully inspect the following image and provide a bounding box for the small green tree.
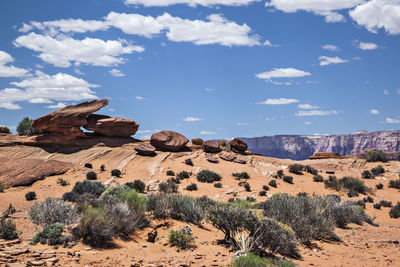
[0,127,10,134]
[16,117,41,136]
[365,150,387,162]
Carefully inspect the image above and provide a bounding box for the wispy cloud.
[322,44,339,51]
[298,103,319,109]
[109,69,125,77]
[295,110,339,116]
[136,96,144,100]
[257,98,299,105]
[255,68,310,83]
[383,117,400,124]
[369,109,379,115]
[319,56,349,66]
[354,40,379,50]
[183,117,204,122]
[199,130,216,135]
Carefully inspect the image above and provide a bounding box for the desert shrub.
[297,192,308,197]
[176,171,191,180]
[2,204,16,218]
[57,178,69,186]
[376,183,384,190]
[246,197,256,202]
[330,200,375,228]
[185,158,194,166]
[100,164,105,171]
[325,176,371,195]
[159,179,178,193]
[276,170,284,178]
[125,180,146,193]
[214,182,222,188]
[244,182,251,192]
[84,163,93,169]
[107,201,147,236]
[389,179,400,189]
[232,253,295,267]
[29,198,77,227]
[259,191,267,196]
[363,196,374,203]
[362,170,373,179]
[373,203,381,209]
[0,217,18,240]
[111,169,121,177]
[186,183,198,191]
[289,164,304,175]
[25,191,36,201]
[365,150,387,162]
[233,172,250,180]
[389,202,400,218]
[0,126,10,134]
[268,180,277,188]
[0,181,4,192]
[86,171,97,180]
[262,194,338,244]
[72,206,115,247]
[347,190,359,198]
[371,165,385,176]
[62,180,105,203]
[262,185,270,191]
[197,170,221,183]
[230,199,259,209]
[313,175,323,182]
[380,200,392,207]
[167,229,195,250]
[283,176,293,184]
[146,193,169,219]
[305,165,318,175]
[31,223,66,246]
[166,170,175,176]
[17,117,42,136]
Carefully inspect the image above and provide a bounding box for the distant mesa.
[150,130,189,152]
[202,140,221,153]
[32,99,139,140]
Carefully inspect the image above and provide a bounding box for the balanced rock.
[206,153,219,163]
[85,114,139,137]
[191,138,204,145]
[135,143,156,156]
[229,138,248,154]
[202,141,221,153]
[33,100,108,138]
[150,131,189,152]
[219,154,237,162]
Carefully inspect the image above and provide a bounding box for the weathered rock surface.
[150,131,189,152]
[202,141,221,153]
[309,152,344,160]
[219,154,237,162]
[233,158,247,164]
[206,153,219,163]
[0,157,72,187]
[241,130,400,160]
[191,138,204,145]
[85,114,139,137]
[135,143,156,156]
[229,138,248,154]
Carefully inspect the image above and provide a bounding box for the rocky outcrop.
[219,154,237,162]
[202,141,221,153]
[229,138,248,154]
[85,114,139,137]
[206,153,219,163]
[135,143,156,156]
[241,130,400,160]
[150,131,189,152]
[191,138,204,145]
[309,153,344,160]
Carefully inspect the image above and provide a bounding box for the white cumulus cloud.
[298,103,319,109]
[384,117,400,123]
[0,51,29,77]
[109,69,125,77]
[136,96,144,100]
[319,56,349,66]
[357,41,379,50]
[295,110,339,116]
[257,98,299,105]
[125,0,261,7]
[46,102,66,109]
[183,117,204,122]
[255,68,310,83]
[199,130,216,135]
[322,44,339,51]
[370,109,380,114]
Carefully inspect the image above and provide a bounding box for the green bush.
[371,165,385,176]
[268,180,277,188]
[380,200,392,207]
[232,253,295,267]
[325,176,371,195]
[185,183,198,191]
[197,170,222,183]
[283,176,293,184]
[243,182,251,192]
[305,165,318,175]
[111,169,121,177]
[167,229,195,250]
[389,179,400,189]
[166,170,175,176]
[25,191,36,201]
[0,181,4,192]
[2,204,16,218]
[84,163,93,169]
[125,180,146,193]
[259,191,267,196]
[86,171,97,180]
[62,180,105,204]
[0,217,18,240]
[313,175,323,182]
[176,171,191,180]
[57,178,69,186]
[373,203,381,209]
[389,202,400,218]
[29,198,77,227]
[363,196,374,203]
[31,223,65,246]
[159,179,178,193]
[376,183,384,190]
[0,126,10,134]
[362,170,373,179]
[276,170,284,178]
[17,117,42,136]
[365,150,387,162]
[288,164,304,175]
[185,158,194,166]
[100,164,105,171]
[214,182,222,188]
[330,201,375,228]
[262,185,270,191]
[233,172,250,180]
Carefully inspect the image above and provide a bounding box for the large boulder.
[150,131,189,152]
[135,143,156,156]
[229,138,248,154]
[32,100,109,139]
[202,141,221,153]
[191,138,204,145]
[206,153,219,163]
[85,114,139,137]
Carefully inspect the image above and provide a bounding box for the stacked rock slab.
[85,114,139,137]
[202,141,221,153]
[229,138,248,154]
[135,143,156,156]
[150,131,189,152]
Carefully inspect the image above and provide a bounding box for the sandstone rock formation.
[233,158,246,164]
[135,143,156,156]
[309,153,344,160]
[202,141,221,153]
[191,138,204,145]
[229,138,248,154]
[85,114,139,137]
[150,131,189,152]
[206,153,219,163]
[219,154,237,162]
[241,130,400,160]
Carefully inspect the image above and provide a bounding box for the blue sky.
[0,0,399,139]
